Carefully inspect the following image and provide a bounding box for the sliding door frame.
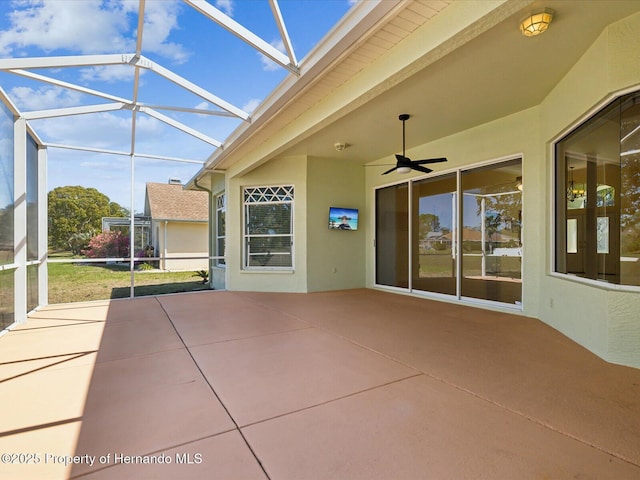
[373,154,524,310]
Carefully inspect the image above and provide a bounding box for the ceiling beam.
[270,0,298,67]
[21,102,126,120]
[46,142,205,164]
[8,69,131,104]
[0,54,134,70]
[183,0,299,75]
[133,55,249,121]
[141,106,222,147]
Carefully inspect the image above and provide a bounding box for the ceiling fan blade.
[395,154,408,162]
[382,166,398,175]
[411,165,433,174]
[414,157,448,165]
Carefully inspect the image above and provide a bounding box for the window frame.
[242,185,294,271]
[215,193,226,267]
[552,88,640,290]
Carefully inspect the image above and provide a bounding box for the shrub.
[82,231,129,259]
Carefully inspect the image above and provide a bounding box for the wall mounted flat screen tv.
[329,207,358,231]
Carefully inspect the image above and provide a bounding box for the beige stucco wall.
[535,11,640,367]
[226,155,308,292]
[212,9,640,367]
[154,220,208,271]
[307,157,366,292]
[362,11,640,367]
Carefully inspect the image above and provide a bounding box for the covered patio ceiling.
[2,1,639,187]
[190,0,640,183]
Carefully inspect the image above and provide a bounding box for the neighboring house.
[144,180,208,271]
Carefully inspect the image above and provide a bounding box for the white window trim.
[215,193,226,268]
[242,185,294,271]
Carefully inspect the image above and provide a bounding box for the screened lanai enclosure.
[0,0,346,329]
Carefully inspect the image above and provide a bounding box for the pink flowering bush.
[82,231,129,259]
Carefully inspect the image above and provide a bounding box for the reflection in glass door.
[374,158,523,306]
[412,174,457,295]
[461,159,522,304]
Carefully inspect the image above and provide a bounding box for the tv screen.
[329,207,358,231]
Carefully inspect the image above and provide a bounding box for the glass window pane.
[0,102,14,266]
[620,96,640,286]
[412,174,457,295]
[461,159,522,304]
[246,204,292,235]
[556,90,640,286]
[243,186,293,269]
[27,135,39,261]
[0,268,15,330]
[246,236,292,267]
[27,263,38,313]
[375,183,409,288]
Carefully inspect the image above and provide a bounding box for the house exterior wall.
[362,11,640,367]
[226,155,308,292]
[207,8,640,368]
[307,157,366,292]
[536,11,640,367]
[153,220,208,271]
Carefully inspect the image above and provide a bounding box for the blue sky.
[0,0,353,211]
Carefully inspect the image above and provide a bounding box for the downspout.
[194,177,214,289]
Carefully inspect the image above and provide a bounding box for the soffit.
[203,0,454,175]
[199,0,640,181]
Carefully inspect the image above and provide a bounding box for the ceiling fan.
[380,114,447,175]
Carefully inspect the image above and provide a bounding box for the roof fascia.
[189,0,403,183]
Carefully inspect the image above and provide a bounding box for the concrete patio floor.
[1,288,639,479]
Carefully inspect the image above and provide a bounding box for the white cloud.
[0,0,189,63]
[141,0,190,64]
[194,101,209,110]
[9,85,83,111]
[242,98,261,114]
[79,64,139,83]
[0,0,134,56]
[215,0,234,17]
[30,110,164,151]
[259,39,286,72]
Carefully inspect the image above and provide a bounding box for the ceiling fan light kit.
[381,113,448,175]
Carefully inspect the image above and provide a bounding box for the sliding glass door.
[375,183,409,288]
[412,174,457,295]
[375,158,522,306]
[461,160,522,304]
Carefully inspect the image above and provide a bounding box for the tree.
[48,186,128,253]
[418,213,441,241]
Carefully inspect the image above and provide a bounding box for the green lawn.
[48,261,209,304]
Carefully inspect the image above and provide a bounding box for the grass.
[48,260,209,304]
